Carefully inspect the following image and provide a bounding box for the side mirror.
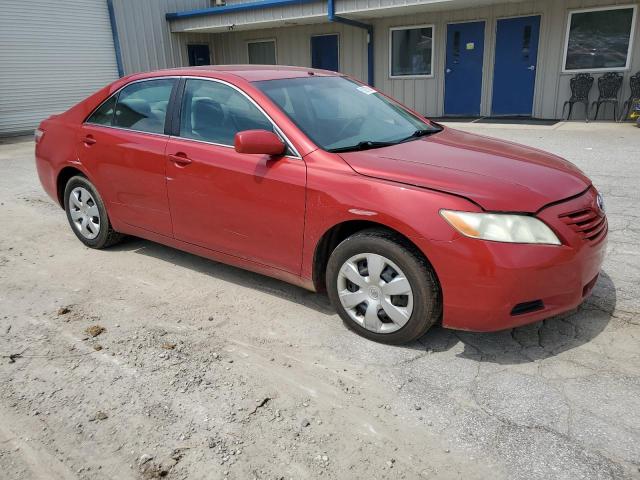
[234,130,286,156]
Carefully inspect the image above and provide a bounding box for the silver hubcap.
[337,253,414,334]
[69,187,100,240]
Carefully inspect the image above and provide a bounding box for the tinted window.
[565,8,635,70]
[114,79,175,134]
[248,41,277,65]
[391,26,433,76]
[86,95,116,126]
[179,79,273,146]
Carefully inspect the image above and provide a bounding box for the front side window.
[255,76,440,152]
[179,79,273,146]
[564,6,636,71]
[248,40,277,65]
[390,26,434,77]
[86,95,117,126]
[113,79,175,134]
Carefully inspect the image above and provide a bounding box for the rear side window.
[86,95,116,126]
[179,79,273,146]
[113,79,175,134]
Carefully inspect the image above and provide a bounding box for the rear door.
[165,78,306,274]
[78,78,176,236]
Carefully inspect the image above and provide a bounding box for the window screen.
[113,79,175,134]
[391,27,433,76]
[564,8,635,71]
[248,41,277,65]
[179,79,273,146]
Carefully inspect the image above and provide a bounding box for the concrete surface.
[0,122,639,480]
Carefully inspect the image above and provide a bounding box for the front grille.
[559,207,607,242]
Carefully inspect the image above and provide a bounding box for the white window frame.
[389,24,435,79]
[246,38,278,65]
[561,4,637,73]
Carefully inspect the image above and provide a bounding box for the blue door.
[492,16,540,116]
[445,21,485,116]
[311,34,339,72]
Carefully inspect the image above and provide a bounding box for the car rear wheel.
[63,175,123,249]
[326,229,441,344]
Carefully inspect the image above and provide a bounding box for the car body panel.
[337,127,591,213]
[34,65,607,334]
[76,125,173,236]
[165,137,306,274]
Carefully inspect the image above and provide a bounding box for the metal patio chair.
[591,72,623,121]
[620,72,640,121]
[562,73,593,122]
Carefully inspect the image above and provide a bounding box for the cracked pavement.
[0,121,639,479]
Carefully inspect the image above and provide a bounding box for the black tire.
[63,175,123,249]
[326,229,442,344]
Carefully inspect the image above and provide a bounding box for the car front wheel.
[63,175,123,249]
[326,229,442,344]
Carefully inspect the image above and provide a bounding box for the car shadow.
[108,237,336,315]
[110,237,615,363]
[412,271,617,365]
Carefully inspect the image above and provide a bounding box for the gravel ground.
[0,121,639,480]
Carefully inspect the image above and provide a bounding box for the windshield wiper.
[328,127,442,153]
[398,128,440,143]
[328,140,397,153]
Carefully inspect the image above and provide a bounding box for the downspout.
[327,0,373,86]
[106,0,125,77]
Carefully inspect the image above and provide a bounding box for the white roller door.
[0,0,120,136]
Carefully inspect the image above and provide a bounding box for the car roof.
[131,65,341,83]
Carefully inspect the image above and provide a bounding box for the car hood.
[337,127,591,212]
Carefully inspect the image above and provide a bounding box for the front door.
[445,21,485,116]
[165,78,306,274]
[188,44,211,66]
[491,15,540,116]
[311,34,339,72]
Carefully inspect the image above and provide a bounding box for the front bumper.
[421,187,607,332]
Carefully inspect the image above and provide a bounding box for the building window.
[389,25,434,78]
[563,6,637,72]
[248,40,277,65]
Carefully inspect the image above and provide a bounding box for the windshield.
[253,76,441,152]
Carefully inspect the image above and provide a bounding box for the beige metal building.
[1,0,639,135]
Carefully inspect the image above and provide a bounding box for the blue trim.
[106,0,124,77]
[166,0,317,20]
[327,0,373,86]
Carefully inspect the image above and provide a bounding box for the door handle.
[82,135,96,146]
[446,68,452,73]
[168,153,192,167]
[527,65,536,71]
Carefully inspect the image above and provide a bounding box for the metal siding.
[367,0,639,118]
[111,0,213,74]
[169,1,328,32]
[144,0,640,119]
[213,22,368,81]
[0,0,120,135]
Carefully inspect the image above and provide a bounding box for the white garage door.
[0,0,120,136]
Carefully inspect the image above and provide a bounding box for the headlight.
[440,210,561,245]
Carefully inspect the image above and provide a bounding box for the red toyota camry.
[35,66,607,344]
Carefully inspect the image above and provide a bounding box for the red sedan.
[35,66,607,344]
